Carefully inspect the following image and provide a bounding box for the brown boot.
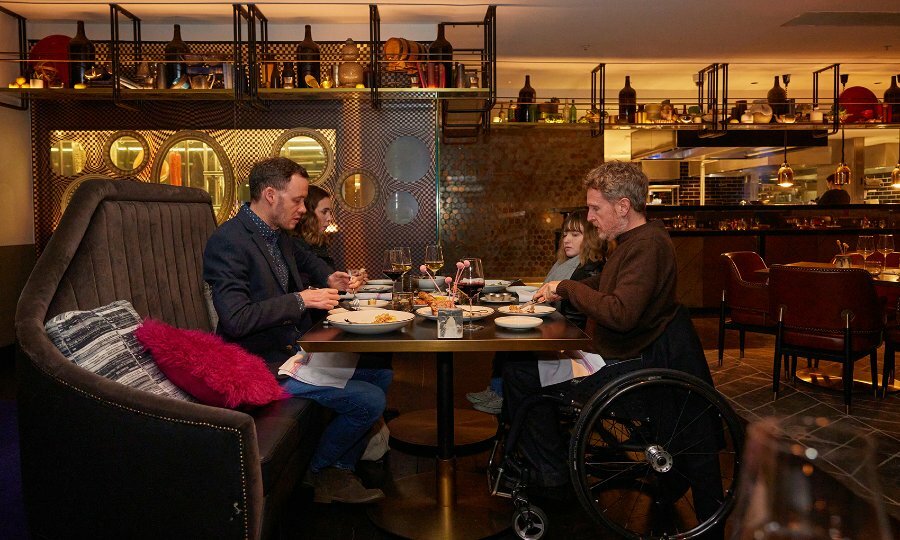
[312,467,385,504]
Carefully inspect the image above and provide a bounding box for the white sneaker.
[466,387,499,404]
[472,395,503,415]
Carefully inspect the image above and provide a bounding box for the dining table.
[299,306,592,540]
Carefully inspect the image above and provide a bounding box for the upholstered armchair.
[15,179,325,539]
[718,251,775,366]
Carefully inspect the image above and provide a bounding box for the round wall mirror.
[104,131,149,175]
[384,135,430,183]
[152,131,235,224]
[50,140,87,177]
[274,129,334,184]
[385,191,419,225]
[339,170,378,211]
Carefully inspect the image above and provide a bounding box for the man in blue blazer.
[204,157,389,504]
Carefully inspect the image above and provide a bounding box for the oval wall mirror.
[104,131,149,175]
[274,129,334,184]
[385,191,419,225]
[152,131,235,224]
[50,139,87,177]
[384,135,430,183]
[339,170,378,211]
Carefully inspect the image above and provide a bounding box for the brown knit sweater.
[556,220,678,360]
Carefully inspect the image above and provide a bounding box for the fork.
[348,269,361,311]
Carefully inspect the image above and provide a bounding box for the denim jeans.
[281,367,392,473]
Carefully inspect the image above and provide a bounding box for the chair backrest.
[721,251,768,284]
[769,265,882,350]
[20,178,217,333]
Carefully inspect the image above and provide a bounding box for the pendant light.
[777,130,794,188]
[891,128,900,189]
[833,126,851,185]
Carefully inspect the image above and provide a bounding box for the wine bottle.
[516,75,536,122]
[164,24,190,89]
[68,21,95,87]
[296,25,320,89]
[618,76,636,123]
[568,99,578,123]
[884,76,900,123]
[429,24,453,88]
[767,75,788,118]
[281,62,296,89]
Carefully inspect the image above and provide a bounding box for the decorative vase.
[67,21,95,86]
[338,38,363,87]
[428,24,453,88]
[296,25,320,89]
[164,24,190,89]
[767,75,788,119]
[884,76,900,123]
[618,76,636,123]
[515,75,536,122]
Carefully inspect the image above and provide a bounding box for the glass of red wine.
[383,249,405,293]
[457,257,485,330]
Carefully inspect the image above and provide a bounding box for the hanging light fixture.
[833,125,851,185]
[777,130,794,188]
[892,128,900,189]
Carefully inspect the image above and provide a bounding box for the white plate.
[494,316,543,330]
[326,309,414,335]
[417,277,447,291]
[482,279,512,293]
[328,306,388,316]
[357,284,393,293]
[367,279,394,286]
[415,305,495,321]
[497,304,556,318]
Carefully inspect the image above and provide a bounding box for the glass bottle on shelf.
[884,76,900,123]
[164,24,190,89]
[507,100,516,122]
[568,99,578,123]
[429,24,454,88]
[281,62,296,89]
[618,76,636,123]
[296,25,320,89]
[338,38,363,87]
[767,75,788,118]
[516,75,536,122]
[67,21,95,87]
[264,54,281,89]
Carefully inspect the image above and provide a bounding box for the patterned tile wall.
[439,128,604,280]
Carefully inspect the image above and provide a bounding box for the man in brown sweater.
[502,162,722,534]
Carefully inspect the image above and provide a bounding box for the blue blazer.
[203,210,332,368]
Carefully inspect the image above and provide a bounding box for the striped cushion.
[45,300,192,401]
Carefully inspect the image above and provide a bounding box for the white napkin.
[516,290,534,303]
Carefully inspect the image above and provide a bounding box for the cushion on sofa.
[45,300,191,401]
[135,318,288,409]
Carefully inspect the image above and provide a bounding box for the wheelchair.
[487,368,744,540]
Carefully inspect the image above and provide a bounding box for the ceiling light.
[833,126,851,185]
[777,131,794,188]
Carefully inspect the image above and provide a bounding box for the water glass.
[731,416,892,540]
[392,292,414,313]
[865,258,883,276]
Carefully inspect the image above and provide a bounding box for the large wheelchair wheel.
[570,369,743,539]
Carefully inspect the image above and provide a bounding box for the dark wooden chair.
[718,252,775,366]
[768,265,883,414]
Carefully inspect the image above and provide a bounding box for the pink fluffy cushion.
[135,318,288,408]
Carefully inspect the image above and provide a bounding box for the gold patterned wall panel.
[439,128,604,280]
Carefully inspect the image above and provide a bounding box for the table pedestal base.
[368,470,509,540]
[794,367,900,394]
[389,408,497,454]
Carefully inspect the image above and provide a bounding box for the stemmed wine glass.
[857,235,875,262]
[878,234,894,270]
[457,257,485,331]
[424,245,444,287]
[731,416,893,540]
[383,249,405,293]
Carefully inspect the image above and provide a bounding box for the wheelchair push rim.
[569,368,744,540]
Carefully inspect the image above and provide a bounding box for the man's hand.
[534,281,562,304]
[326,271,351,291]
[299,288,340,310]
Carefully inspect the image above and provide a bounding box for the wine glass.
[878,234,894,270]
[383,249,404,293]
[857,235,875,261]
[456,257,484,331]
[424,244,444,278]
[731,416,893,540]
[396,247,412,291]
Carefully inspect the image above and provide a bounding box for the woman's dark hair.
[248,157,308,202]
[296,184,332,247]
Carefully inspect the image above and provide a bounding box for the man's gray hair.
[582,161,649,214]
